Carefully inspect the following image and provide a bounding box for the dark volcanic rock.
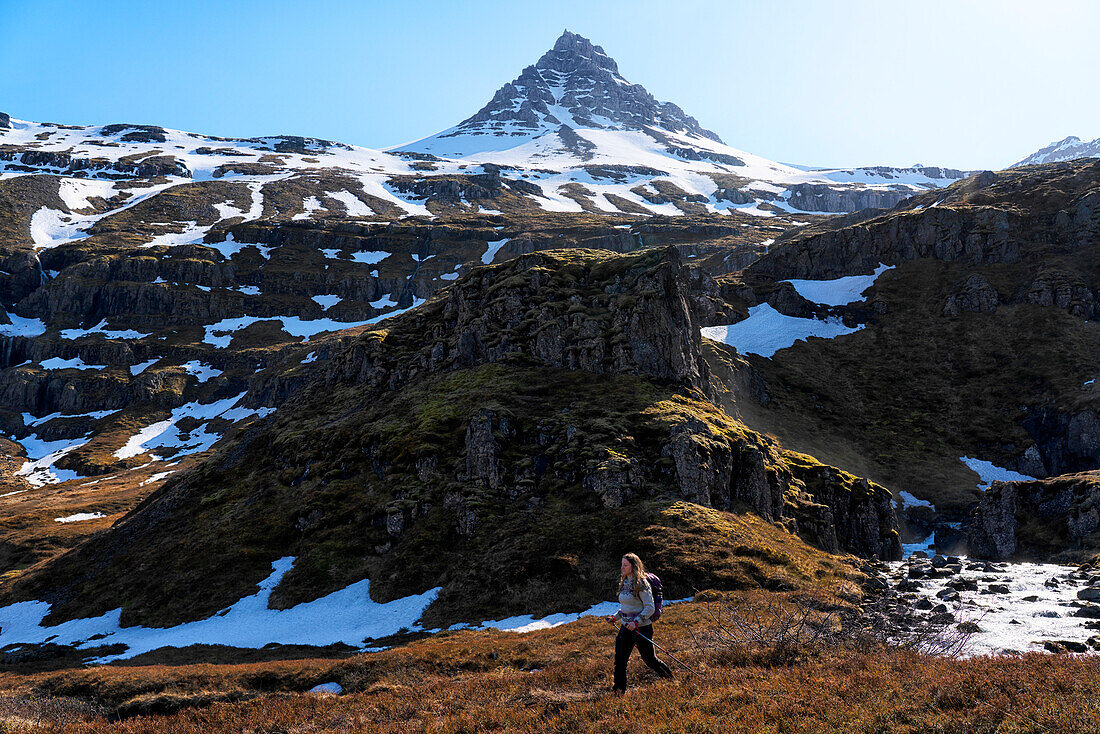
[942,273,999,316]
[1021,408,1100,477]
[0,149,190,179]
[967,471,1100,560]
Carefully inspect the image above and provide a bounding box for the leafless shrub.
[0,691,106,728]
[686,591,846,665]
[848,590,981,658]
[686,586,980,666]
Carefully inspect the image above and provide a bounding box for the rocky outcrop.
[656,414,899,559]
[750,205,1020,280]
[0,150,190,179]
[752,160,1100,282]
[322,247,711,395]
[967,471,1100,561]
[1020,408,1100,478]
[464,409,503,490]
[785,183,910,213]
[389,171,506,204]
[942,273,999,316]
[1021,269,1096,319]
[0,112,9,130]
[99,124,169,143]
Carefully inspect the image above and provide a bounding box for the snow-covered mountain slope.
[395,31,968,213]
[0,35,965,222]
[1012,135,1100,167]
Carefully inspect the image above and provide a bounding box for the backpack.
[646,572,664,622]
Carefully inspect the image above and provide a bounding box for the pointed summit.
[398,31,722,159]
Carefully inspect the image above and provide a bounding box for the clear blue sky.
[2,0,1098,169]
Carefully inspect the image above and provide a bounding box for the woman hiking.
[605,553,673,694]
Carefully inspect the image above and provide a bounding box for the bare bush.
[686,587,979,666]
[0,691,106,728]
[849,589,980,658]
[687,591,846,665]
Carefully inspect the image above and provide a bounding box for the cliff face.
[967,472,1100,561]
[9,248,899,631]
[322,247,709,393]
[708,160,1100,530]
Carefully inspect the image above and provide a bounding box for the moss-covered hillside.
[5,247,899,632]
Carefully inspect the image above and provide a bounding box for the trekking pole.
[614,622,702,677]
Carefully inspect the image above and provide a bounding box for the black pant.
[614,623,672,690]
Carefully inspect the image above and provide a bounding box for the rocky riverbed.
[859,554,1100,656]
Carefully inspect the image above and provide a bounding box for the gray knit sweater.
[614,577,656,626]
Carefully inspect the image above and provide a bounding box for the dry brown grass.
[0,457,203,587]
[2,594,1099,732]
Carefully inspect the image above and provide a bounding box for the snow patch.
[0,313,47,338]
[202,315,386,348]
[130,359,159,376]
[482,238,510,265]
[140,471,175,486]
[39,357,106,371]
[14,434,90,487]
[60,320,149,340]
[325,190,374,217]
[292,196,324,220]
[180,360,222,383]
[57,178,116,211]
[350,250,390,265]
[959,457,1035,490]
[54,513,105,524]
[784,263,894,306]
[312,294,342,311]
[30,208,89,248]
[701,304,863,358]
[897,491,934,509]
[113,392,265,460]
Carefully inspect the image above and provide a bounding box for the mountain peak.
[398,32,722,157]
[542,30,620,76]
[1012,134,1100,167]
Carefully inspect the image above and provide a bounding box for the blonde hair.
[619,553,648,598]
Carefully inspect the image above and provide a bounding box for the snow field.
[784,263,894,306]
[0,554,689,664]
[0,556,442,664]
